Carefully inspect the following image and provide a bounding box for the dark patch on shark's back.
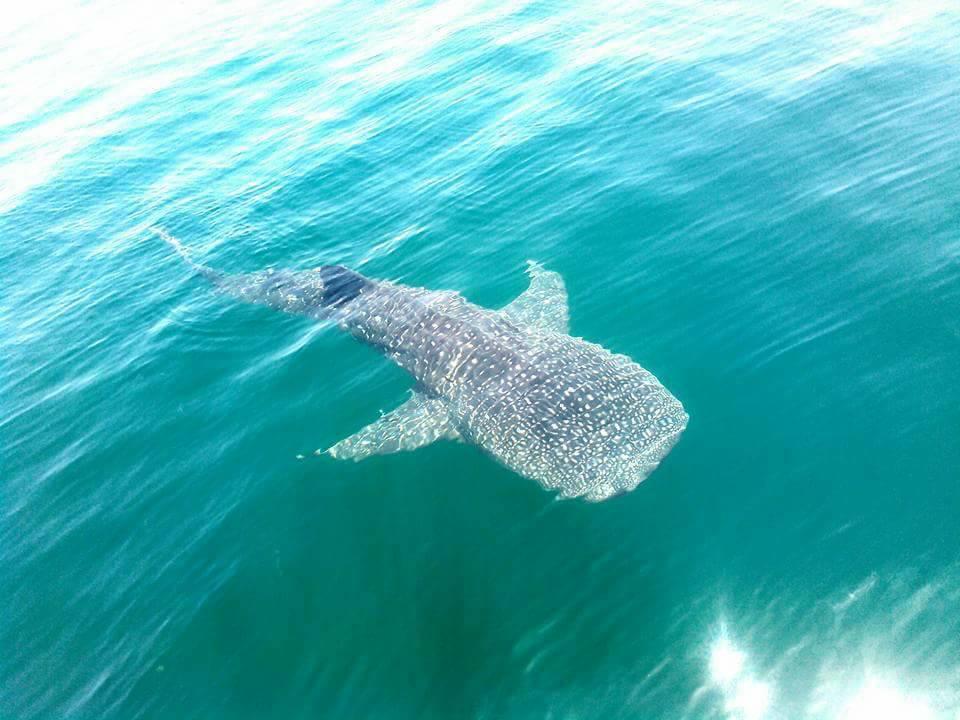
[320,265,370,306]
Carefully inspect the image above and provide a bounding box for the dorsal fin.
[499,261,569,334]
[316,265,370,307]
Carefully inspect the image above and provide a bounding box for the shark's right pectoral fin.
[324,392,460,461]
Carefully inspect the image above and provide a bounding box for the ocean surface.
[3,1,959,718]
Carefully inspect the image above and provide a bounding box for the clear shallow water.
[2,1,960,718]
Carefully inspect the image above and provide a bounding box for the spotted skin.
[160,231,687,501]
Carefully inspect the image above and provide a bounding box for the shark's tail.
[154,227,372,319]
[154,228,225,283]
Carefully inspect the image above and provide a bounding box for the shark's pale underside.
[160,230,687,501]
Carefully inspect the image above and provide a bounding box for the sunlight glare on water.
[839,678,936,720]
[704,602,958,720]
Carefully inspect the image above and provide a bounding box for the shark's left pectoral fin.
[324,392,460,461]
[500,260,569,334]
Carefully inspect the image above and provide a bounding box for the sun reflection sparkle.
[840,677,935,720]
[708,630,773,720]
[704,622,949,719]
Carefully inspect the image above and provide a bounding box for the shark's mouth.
[643,421,687,469]
[574,407,688,502]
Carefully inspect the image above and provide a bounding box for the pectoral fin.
[324,392,460,461]
[500,260,569,334]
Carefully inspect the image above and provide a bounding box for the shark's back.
[331,263,687,500]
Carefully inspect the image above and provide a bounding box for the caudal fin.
[154,227,224,283]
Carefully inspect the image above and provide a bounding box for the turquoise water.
[3,1,960,718]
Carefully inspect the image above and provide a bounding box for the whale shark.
[159,230,687,501]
